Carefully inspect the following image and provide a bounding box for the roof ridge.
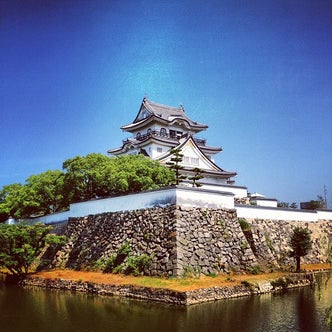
[144,98,182,112]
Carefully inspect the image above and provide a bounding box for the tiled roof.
[156,135,237,177]
[121,98,208,131]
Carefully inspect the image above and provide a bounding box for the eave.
[156,135,236,177]
[122,98,208,133]
[107,136,176,155]
[121,115,169,132]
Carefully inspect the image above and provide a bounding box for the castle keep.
[108,98,248,199]
[37,98,332,276]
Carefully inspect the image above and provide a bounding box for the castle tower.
[108,98,247,197]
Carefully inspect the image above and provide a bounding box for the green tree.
[301,195,326,210]
[167,148,187,185]
[188,167,204,187]
[277,202,298,209]
[0,153,175,219]
[63,153,111,202]
[0,171,67,220]
[290,202,298,209]
[289,227,312,272]
[24,170,67,216]
[105,155,175,194]
[63,153,175,201]
[0,183,25,221]
[0,223,65,277]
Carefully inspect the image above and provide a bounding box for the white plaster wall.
[148,142,169,158]
[69,186,234,217]
[32,187,235,223]
[201,177,227,185]
[200,182,248,198]
[176,187,234,209]
[69,188,176,217]
[317,209,332,220]
[180,141,215,171]
[30,189,332,224]
[254,199,278,207]
[33,210,70,224]
[236,205,319,222]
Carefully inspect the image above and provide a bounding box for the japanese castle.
[108,98,248,199]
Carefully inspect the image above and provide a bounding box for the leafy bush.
[99,243,153,276]
[249,265,261,275]
[264,233,274,252]
[289,227,312,272]
[0,154,175,220]
[182,265,201,278]
[103,254,116,273]
[271,277,292,290]
[207,272,217,278]
[0,223,65,277]
[241,280,254,291]
[238,219,251,231]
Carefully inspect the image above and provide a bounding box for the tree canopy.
[0,223,65,277]
[167,148,187,185]
[188,167,204,187]
[289,226,312,272]
[62,153,175,202]
[300,195,327,210]
[0,154,175,221]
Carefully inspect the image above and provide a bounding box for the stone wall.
[174,207,257,275]
[21,271,324,305]
[242,218,332,269]
[52,206,332,277]
[57,207,178,276]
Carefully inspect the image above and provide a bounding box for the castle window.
[160,128,167,136]
[190,157,199,166]
[183,156,190,164]
[147,128,152,136]
[136,132,141,139]
[157,147,162,153]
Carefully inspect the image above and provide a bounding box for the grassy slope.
[32,263,330,292]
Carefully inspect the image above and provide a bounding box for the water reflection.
[0,275,331,332]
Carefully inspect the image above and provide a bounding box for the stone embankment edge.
[19,271,329,306]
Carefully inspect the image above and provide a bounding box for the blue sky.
[1,0,331,206]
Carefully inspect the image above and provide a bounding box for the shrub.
[289,227,312,272]
[124,256,140,275]
[182,265,201,278]
[103,254,116,273]
[0,223,65,277]
[240,240,249,250]
[238,219,251,231]
[241,280,255,291]
[207,272,217,278]
[99,243,153,276]
[271,277,292,290]
[249,265,261,275]
[264,234,274,252]
[136,253,153,272]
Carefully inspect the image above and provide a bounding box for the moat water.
[0,274,331,332]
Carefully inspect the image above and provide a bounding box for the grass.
[13,263,331,292]
[31,264,326,291]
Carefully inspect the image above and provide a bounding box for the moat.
[0,275,331,332]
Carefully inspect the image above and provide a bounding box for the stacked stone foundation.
[52,206,332,277]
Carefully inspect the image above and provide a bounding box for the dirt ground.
[33,263,331,292]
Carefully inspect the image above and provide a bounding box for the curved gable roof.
[157,135,237,177]
[121,98,208,132]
